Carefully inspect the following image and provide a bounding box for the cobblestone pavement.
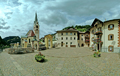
[0,47,120,76]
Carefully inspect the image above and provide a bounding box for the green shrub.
[35,52,45,62]
[93,51,101,57]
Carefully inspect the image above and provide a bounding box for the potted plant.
[93,51,101,57]
[35,52,45,62]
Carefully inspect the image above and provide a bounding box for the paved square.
[0,47,120,76]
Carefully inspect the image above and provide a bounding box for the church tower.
[34,13,39,41]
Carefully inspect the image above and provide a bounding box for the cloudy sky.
[0,0,120,39]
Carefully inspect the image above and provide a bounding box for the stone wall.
[4,47,34,54]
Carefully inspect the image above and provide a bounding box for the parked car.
[39,44,46,50]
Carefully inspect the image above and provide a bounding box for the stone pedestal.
[37,41,39,51]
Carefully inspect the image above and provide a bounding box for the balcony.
[93,38,103,44]
[94,31,102,35]
[85,35,90,39]
[85,39,89,43]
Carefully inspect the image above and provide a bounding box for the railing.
[85,40,89,42]
[85,35,90,38]
[94,31,102,35]
[93,38,103,44]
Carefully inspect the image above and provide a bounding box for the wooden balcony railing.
[85,35,90,39]
[94,31,102,35]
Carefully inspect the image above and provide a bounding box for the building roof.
[91,18,103,27]
[27,30,35,37]
[78,31,85,33]
[21,36,27,38]
[26,30,32,36]
[104,19,120,23]
[56,27,78,32]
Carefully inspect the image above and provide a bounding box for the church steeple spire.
[35,12,38,21]
[34,12,38,25]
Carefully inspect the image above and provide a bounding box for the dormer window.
[108,24,114,30]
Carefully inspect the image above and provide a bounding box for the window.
[70,42,72,44]
[74,33,76,35]
[61,33,63,35]
[94,29,96,33]
[29,39,30,43]
[97,28,99,31]
[66,42,68,44]
[70,32,72,35]
[66,37,68,40]
[22,39,24,41]
[92,30,94,34]
[81,38,83,40]
[81,34,83,36]
[70,37,72,40]
[61,37,63,40]
[108,34,114,40]
[99,27,102,31]
[74,37,75,40]
[66,33,68,35]
[36,26,38,28]
[108,45,114,52]
[108,24,114,30]
[92,37,94,42]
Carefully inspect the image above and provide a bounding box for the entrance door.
[97,44,99,50]
[36,44,37,50]
[61,42,63,47]
[66,45,68,47]
[81,44,84,47]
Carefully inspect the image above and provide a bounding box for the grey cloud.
[4,12,13,15]
[40,11,68,25]
[46,0,120,17]
[17,29,21,32]
[0,26,10,29]
[0,19,7,26]
[7,16,11,19]
[0,31,4,33]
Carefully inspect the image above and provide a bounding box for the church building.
[21,13,40,51]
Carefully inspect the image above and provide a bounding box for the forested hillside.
[62,25,91,32]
